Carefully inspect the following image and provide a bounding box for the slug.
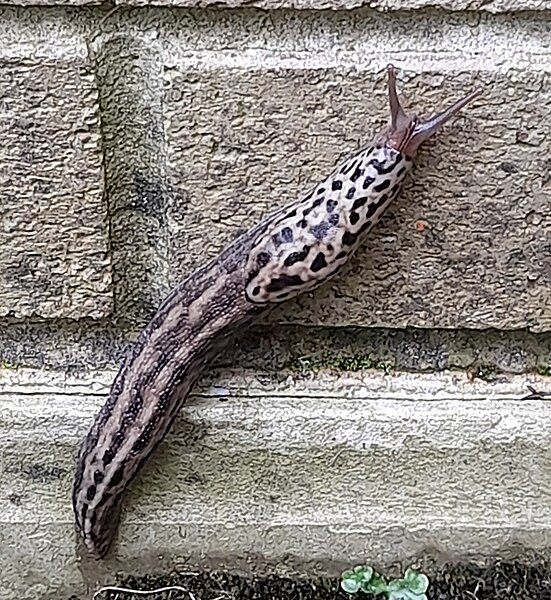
[72,65,481,558]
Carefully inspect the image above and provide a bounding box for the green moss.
[286,353,391,373]
[536,365,551,377]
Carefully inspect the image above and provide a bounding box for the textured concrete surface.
[2,367,551,600]
[1,320,551,375]
[4,0,550,11]
[0,50,110,319]
[160,9,551,330]
[0,7,550,329]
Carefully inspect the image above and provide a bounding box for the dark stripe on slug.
[284,245,310,267]
[336,250,347,259]
[86,485,97,501]
[352,196,368,211]
[266,274,304,293]
[350,166,364,182]
[366,194,388,219]
[346,187,356,199]
[350,212,360,225]
[374,179,391,193]
[327,199,338,212]
[340,160,356,175]
[363,176,375,190]
[109,465,125,488]
[370,155,401,175]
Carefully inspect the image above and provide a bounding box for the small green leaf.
[361,572,388,595]
[353,565,374,582]
[403,569,429,594]
[341,578,361,594]
[340,565,373,594]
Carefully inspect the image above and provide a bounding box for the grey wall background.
[0,2,550,599]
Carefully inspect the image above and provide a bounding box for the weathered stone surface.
[2,0,548,10]
[0,40,111,319]
[1,367,551,599]
[164,63,550,331]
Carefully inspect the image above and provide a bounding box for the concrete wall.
[0,2,550,599]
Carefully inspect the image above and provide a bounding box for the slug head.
[381,64,481,157]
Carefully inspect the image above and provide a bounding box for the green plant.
[341,566,429,600]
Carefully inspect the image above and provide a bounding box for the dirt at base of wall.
[85,559,551,600]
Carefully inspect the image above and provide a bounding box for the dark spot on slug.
[350,166,364,183]
[350,212,360,226]
[304,190,314,201]
[297,219,308,228]
[346,187,356,199]
[390,183,401,197]
[359,220,373,234]
[281,227,293,242]
[109,465,125,488]
[266,274,304,293]
[276,291,291,299]
[332,180,343,191]
[94,470,104,485]
[247,269,259,283]
[310,252,328,272]
[102,448,114,468]
[352,196,368,211]
[311,221,331,240]
[86,485,96,501]
[366,194,388,219]
[284,246,310,267]
[303,207,313,217]
[313,196,323,208]
[371,156,402,175]
[374,179,391,193]
[257,252,271,268]
[286,208,297,219]
[328,213,339,226]
[252,285,261,296]
[342,231,358,246]
[395,166,406,178]
[327,199,338,213]
[363,176,375,189]
[317,187,325,194]
[336,250,347,259]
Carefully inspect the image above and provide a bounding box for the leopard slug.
[72,65,481,558]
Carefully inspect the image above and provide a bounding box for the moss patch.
[91,559,551,600]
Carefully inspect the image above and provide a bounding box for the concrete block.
[157,8,551,330]
[1,367,551,599]
[114,0,551,14]
[0,12,111,320]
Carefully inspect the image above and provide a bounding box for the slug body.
[73,65,481,558]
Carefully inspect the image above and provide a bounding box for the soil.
[92,559,551,600]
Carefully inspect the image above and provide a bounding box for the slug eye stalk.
[384,63,482,156]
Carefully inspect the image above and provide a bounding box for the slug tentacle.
[72,64,481,558]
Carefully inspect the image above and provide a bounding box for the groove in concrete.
[1,368,551,599]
